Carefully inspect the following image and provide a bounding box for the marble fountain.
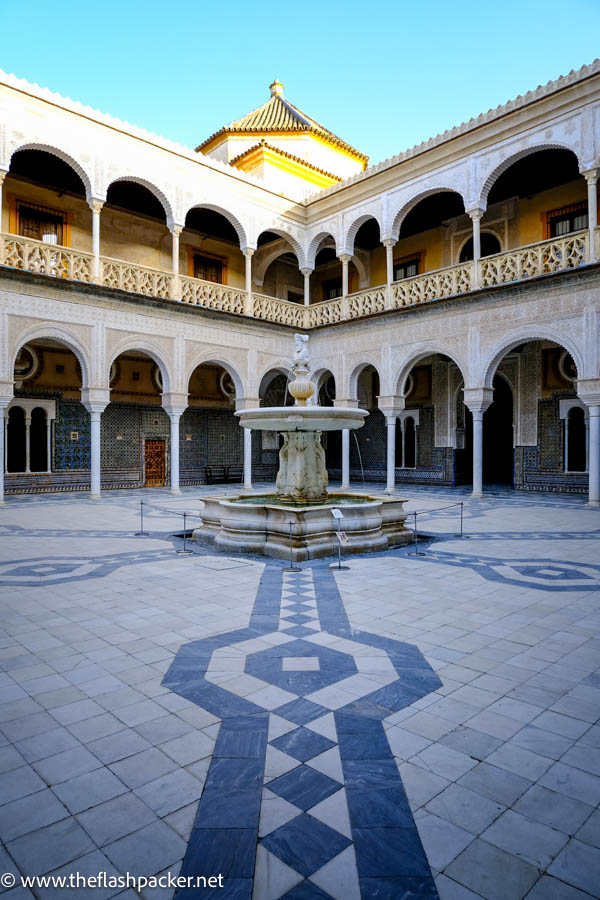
[193,335,412,561]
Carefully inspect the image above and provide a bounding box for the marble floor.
[0,483,599,900]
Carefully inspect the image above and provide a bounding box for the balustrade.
[180,275,245,315]
[251,292,307,328]
[479,231,588,287]
[101,257,172,299]
[0,230,596,326]
[1,234,93,283]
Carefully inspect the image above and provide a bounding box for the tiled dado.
[163,564,442,899]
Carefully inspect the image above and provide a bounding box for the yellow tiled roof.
[196,87,368,162]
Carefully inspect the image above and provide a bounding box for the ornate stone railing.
[1,230,597,327]
[0,234,94,282]
[391,263,473,308]
[252,292,306,327]
[347,286,387,318]
[180,275,245,315]
[305,297,345,327]
[479,231,588,287]
[101,257,172,299]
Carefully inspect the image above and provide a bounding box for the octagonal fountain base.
[192,493,413,562]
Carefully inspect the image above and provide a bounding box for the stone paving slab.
[0,483,598,899]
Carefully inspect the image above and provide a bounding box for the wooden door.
[144,439,165,487]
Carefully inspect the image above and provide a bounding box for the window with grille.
[194,253,224,283]
[393,256,420,281]
[547,203,588,238]
[17,202,65,245]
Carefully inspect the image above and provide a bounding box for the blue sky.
[1,0,599,165]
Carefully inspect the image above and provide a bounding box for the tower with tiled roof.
[196,80,368,195]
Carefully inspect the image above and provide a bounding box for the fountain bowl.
[193,492,412,562]
[235,406,368,432]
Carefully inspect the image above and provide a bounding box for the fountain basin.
[193,493,412,561]
[235,406,368,432]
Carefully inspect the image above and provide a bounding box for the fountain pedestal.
[276,431,328,502]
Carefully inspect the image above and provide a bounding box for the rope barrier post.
[177,511,193,555]
[283,519,299,573]
[135,500,148,536]
[460,501,464,538]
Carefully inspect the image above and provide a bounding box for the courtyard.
[0,484,598,899]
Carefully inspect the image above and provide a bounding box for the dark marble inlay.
[267,765,341,811]
[271,727,335,762]
[262,813,351,877]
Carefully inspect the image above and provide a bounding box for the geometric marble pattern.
[163,565,442,899]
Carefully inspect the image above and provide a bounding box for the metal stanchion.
[330,508,350,571]
[459,501,464,538]
[135,500,148,536]
[283,520,300,573]
[176,511,193,555]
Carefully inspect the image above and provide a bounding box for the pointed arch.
[9,142,93,204]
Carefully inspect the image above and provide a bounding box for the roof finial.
[269,79,284,98]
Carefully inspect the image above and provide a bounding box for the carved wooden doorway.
[144,439,165,487]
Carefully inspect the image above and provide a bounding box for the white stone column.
[564,413,570,471]
[171,225,183,301]
[383,238,395,309]
[385,416,396,493]
[243,248,254,316]
[464,389,493,499]
[587,404,600,506]
[301,268,312,306]
[0,171,7,258]
[401,422,406,468]
[89,410,102,499]
[91,200,103,281]
[24,415,31,474]
[243,428,252,489]
[584,170,598,263]
[341,428,350,490]
[468,209,483,288]
[169,411,182,495]
[82,391,110,500]
[340,254,351,297]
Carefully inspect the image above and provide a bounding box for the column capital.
[0,169,8,185]
[382,238,396,251]
[81,388,110,415]
[577,378,600,406]
[463,387,493,413]
[236,396,260,411]
[378,394,405,417]
[170,224,184,237]
[338,254,352,264]
[162,392,188,417]
[581,168,599,185]
[466,206,486,221]
[241,246,256,258]
[334,398,359,409]
[300,267,313,277]
[90,199,104,214]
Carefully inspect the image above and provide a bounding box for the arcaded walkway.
[0,484,599,899]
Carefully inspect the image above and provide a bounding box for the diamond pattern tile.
[267,765,341,811]
[271,727,336,763]
[261,813,351,877]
